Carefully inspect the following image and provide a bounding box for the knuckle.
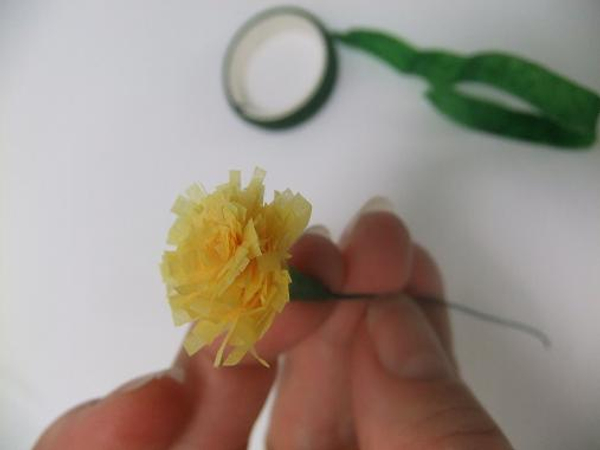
[412,401,512,450]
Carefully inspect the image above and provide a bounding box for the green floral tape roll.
[223,7,599,148]
[223,7,337,129]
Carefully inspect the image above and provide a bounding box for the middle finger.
[268,204,413,450]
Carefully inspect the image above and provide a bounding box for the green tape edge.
[222,6,337,130]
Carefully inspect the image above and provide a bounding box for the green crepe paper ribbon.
[334,30,600,149]
[225,7,600,149]
[288,267,551,348]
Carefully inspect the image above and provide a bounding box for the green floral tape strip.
[334,29,600,148]
[224,7,600,148]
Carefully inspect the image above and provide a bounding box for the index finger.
[163,230,346,449]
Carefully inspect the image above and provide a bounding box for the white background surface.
[1,1,599,449]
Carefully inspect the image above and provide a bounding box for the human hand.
[34,198,513,450]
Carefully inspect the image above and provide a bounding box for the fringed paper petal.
[161,168,311,366]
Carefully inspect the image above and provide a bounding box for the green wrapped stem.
[289,266,550,347]
[335,29,600,148]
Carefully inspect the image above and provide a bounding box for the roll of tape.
[223,7,599,148]
[223,7,337,129]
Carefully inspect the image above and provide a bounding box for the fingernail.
[359,196,395,215]
[341,196,396,246]
[113,366,185,394]
[367,298,453,380]
[304,224,331,239]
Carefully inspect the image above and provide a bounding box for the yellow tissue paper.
[161,168,311,367]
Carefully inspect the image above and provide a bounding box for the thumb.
[351,297,513,450]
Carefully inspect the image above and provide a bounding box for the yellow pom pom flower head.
[161,168,311,367]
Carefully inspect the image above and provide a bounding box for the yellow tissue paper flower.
[161,168,311,367]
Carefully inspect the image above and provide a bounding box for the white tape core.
[226,12,328,121]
